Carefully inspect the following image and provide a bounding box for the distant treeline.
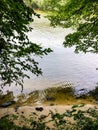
[24,0,65,11]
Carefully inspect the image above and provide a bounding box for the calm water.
[5,15,98,95]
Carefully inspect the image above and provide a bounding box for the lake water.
[5,15,98,95]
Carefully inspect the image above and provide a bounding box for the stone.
[46,96,55,101]
[35,107,43,112]
[1,100,16,107]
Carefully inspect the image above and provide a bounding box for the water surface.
[5,15,98,95]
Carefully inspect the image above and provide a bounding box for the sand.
[0,104,98,118]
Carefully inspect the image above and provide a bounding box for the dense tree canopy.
[0,0,52,89]
[48,0,98,53]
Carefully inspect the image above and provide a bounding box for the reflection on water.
[3,15,98,95]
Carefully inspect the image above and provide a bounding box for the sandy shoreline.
[0,104,98,118]
[0,104,98,129]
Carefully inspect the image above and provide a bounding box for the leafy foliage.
[47,0,98,53]
[41,0,61,11]
[0,115,23,130]
[0,0,52,89]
